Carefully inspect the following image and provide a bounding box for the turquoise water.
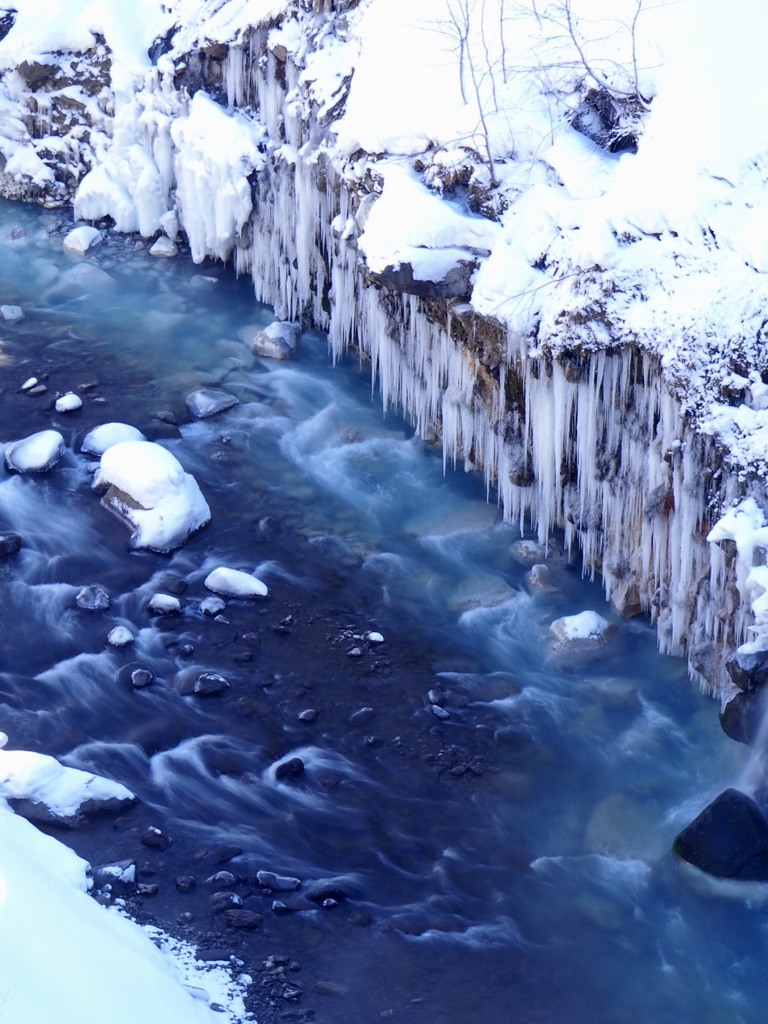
[0,199,759,1023]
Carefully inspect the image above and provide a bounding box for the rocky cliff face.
[0,2,753,692]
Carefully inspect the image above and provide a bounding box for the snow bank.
[0,735,251,1022]
[92,440,210,553]
[0,801,250,1024]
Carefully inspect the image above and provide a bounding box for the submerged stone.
[673,788,768,881]
[0,532,21,556]
[75,585,110,611]
[185,387,239,419]
[257,870,301,892]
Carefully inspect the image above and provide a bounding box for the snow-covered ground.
[1,0,766,465]
[0,737,253,1024]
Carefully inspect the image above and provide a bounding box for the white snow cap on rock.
[81,422,147,457]
[0,745,135,824]
[241,321,301,361]
[205,567,268,598]
[93,440,210,553]
[149,235,178,257]
[63,225,102,256]
[107,625,134,647]
[551,610,612,643]
[5,429,65,473]
[55,392,83,413]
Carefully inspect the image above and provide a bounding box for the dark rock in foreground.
[672,788,768,880]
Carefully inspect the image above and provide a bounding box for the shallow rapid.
[0,199,762,1024]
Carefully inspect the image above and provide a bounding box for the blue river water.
[0,197,762,1024]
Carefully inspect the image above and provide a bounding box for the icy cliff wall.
[0,0,765,690]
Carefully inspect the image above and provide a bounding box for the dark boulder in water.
[719,689,767,746]
[673,788,768,881]
[0,531,21,556]
[726,647,768,691]
[274,756,304,779]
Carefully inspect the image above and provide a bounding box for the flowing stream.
[0,198,764,1023]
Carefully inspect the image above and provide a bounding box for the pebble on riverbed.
[193,671,230,696]
[140,826,172,849]
[55,391,82,413]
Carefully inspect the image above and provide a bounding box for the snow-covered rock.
[92,440,211,553]
[185,387,239,419]
[62,225,102,256]
[550,610,615,662]
[0,740,136,827]
[81,422,147,457]
[149,235,178,257]
[107,625,134,647]
[5,429,65,473]
[551,610,612,643]
[147,592,182,615]
[241,321,301,360]
[55,391,82,413]
[204,566,268,599]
